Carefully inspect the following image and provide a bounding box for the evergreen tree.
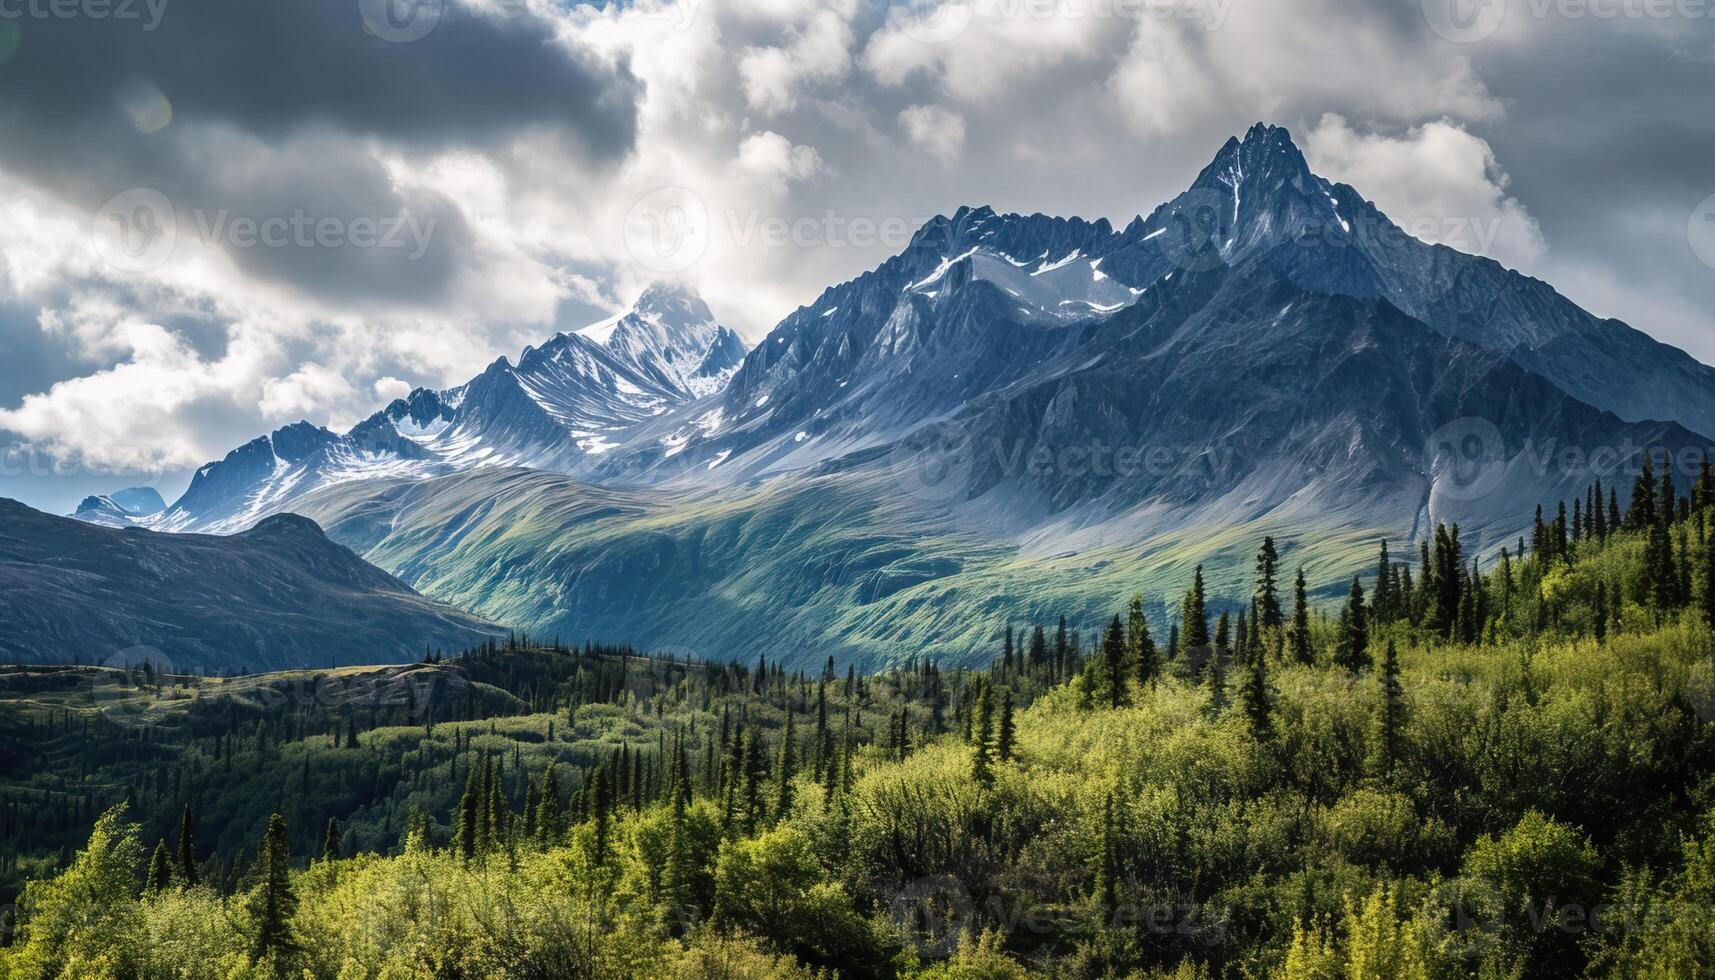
[996,689,1016,763]
[741,728,766,833]
[455,761,481,860]
[1372,541,1394,623]
[147,839,173,893]
[1181,566,1210,648]
[591,764,613,866]
[249,813,296,960]
[1128,594,1159,689]
[775,708,796,819]
[1290,567,1313,666]
[1629,452,1658,530]
[1089,615,1131,709]
[1378,640,1404,775]
[1214,611,1231,651]
[971,681,995,786]
[321,817,341,862]
[1241,647,1273,742]
[1256,536,1283,628]
[175,804,198,887]
[662,770,694,931]
[1095,791,1118,918]
[1334,578,1370,674]
[1430,524,1463,638]
[1206,647,1227,714]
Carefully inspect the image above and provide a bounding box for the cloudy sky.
[0,0,1711,512]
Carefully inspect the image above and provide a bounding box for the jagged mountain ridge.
[595,125,1715,490]
[143,283,748,533]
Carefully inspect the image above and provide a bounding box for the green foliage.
[8,486,1715,978]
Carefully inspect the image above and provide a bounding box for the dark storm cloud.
[1449,19,1715,354]
[0,0,639,152]
[0,0,640,306]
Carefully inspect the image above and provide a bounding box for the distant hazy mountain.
[139,283,747,533]
[68,486,166,527]
[0,498,502,672]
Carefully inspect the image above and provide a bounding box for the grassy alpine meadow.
[5,470,1715,977]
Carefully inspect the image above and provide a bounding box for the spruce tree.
[1095,791,1118,919]
[174,804,199,887]
[1181,566,1210,648]
[148,839,173,892]
[1290,567,1313,666]
[457,759,483,860]
[775,709,796,819]
[1241,648,1273,742]
[1128,594,1159,689]
[1372,541,1394,623]
[1214,610,1231,651]
[591,764,613,866]
[971,681,995,786]
[1096,615,1130,709]
[996,689,1016,763]
[1430,524,1463,638]
[1378,640,1404,775]
[1256,537,1283,628]
[1629,452,1658,530]
[741,728,765,833]
[321,817,341,862]
[1334,577,1370,674]
[249,813,297,960]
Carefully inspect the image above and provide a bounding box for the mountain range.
[64,123,1715,671]
[144,282,747,534]
[0,499,502,671]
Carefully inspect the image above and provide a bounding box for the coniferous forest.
[5,465,1715,977]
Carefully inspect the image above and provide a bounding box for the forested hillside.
[5,460,1715,977]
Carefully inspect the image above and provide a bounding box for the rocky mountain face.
[0,499,502,672]
[89,124,1715,669]
[141,283,748,533]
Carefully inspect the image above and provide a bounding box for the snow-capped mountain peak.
[135,283,747,533]
[579,282,746,398]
